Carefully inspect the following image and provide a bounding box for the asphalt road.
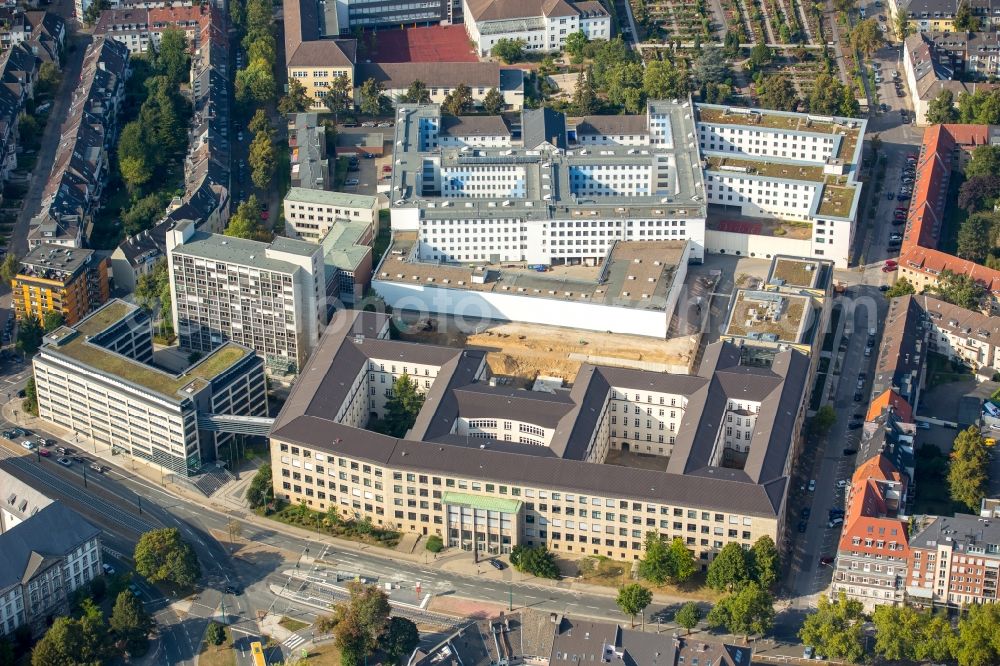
[785,286,890,605]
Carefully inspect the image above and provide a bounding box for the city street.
[785,285,890,606]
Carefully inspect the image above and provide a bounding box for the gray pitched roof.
[0,501,100,590]
[523,107,567,150]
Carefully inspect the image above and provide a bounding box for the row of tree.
[115,29,192,237]
[233,0,278,107]
[29,585,152,665]
[927,87,1000,126]
[801,592,1000,665]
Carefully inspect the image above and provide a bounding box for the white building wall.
[580,14,611,39]
[372,280,671,338]
[704,229,813,263]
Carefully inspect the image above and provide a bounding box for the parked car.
[828,517,844,528]
[836,479,848,489]
[90,463,105,473]
[102,563,115,575]
[345,178,359,186]
[808,479,816,492]
[21,440,34,450]
[38,448,50,457]
[57,457,72,467]
[798,520,808,533]
[801,507,811,519]
[843,447,858,455]
[848,421,863,430]
[489,559,505,570]
[917,421,931,430]
[854,391,864,401]
[819,556,835,566]
[804,646,816,659]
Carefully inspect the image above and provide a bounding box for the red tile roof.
[865,389,914,423]
[837,455,910,555]
[901,124,1000,292]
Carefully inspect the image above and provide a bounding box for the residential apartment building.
[93,4,220,54]
[0,470,53,533]
[29,37,129,250]
[283,0,356,110]
[831,454,911,609]
[289,113,329,190]
[0,502,101,638]
[0,9,64,55]
[463,0,611,56]
[907,513,1000,607]
[0,44,38,186]
[903,32,1000,125]
[354,62,525,112]
[33,299,267,476]
[12,244,109,325]
[897,124,1000,303]
[283,188,378,242]
[896,0,1000,33]
[270,309,809,563]
[166,220,325,374]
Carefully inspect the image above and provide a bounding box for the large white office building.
[32,300,267,476]
[166,220,326,374]
[463,0,612,56]
[387,101,864,271]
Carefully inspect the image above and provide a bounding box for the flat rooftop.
[19,244,96,279]
[696,105,863,161]
[390,103,707,220]
[816,184,855,218]
[172,231,318,271]
[724,290,810,342]
[375,233,687,310]
[43,300,251,399]
[770,257,824,289]
[284,187,377,209]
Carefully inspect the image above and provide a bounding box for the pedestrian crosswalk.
[283,633,306,649]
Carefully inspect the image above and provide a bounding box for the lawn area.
[573,556,723,602]
[926,352,973,389]
[913,446,965,515]
[278,616,309,632]
[302,642,341,663]
[198,627,236,666]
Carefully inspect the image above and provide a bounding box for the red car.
[260,211,269,220]
[38,448,50,457]
[885,260,898,267]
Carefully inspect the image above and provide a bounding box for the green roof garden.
[47,300,252,399]
[817,184,856,218]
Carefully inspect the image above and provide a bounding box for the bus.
[250,641,266,666]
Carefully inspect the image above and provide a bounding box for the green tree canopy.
[572,70,597,116]
[491,38,525,64]
[16,315,43,356]
[279,78,312,115]
[225,196,270,241]
[956,602,1000,666]
[565,31,588,59]
[872,605,956,662]
[134,528,201,589]
[245,463,274,509]
[0,253,18,282]
[675,602,702,634]
[333,583,391,664]
[955,1,981,30]
[966,145,1000,180]
[382,617,419,664]
[643,58,690,100]
[249,130,276,190]
[749,536,780,591]
[748,44,773,73]
[156,27,189,85]
[425,534,444,552]
[706,542,751,592]
[442,84,474,116]
[43,311,65,333]
[931,269,986,310]
[31,617,95,666]
[359,77,388,117]
[957,211,999,263]
[949,425,990,510]
[615,583,653,626]
[693,47,731,87]
[811,405,837,437]
[379,374,426,437]
[399,80,431,104]
[123,192,169,236]
[706,581,774,639]
[249,109,271,137]
[926,88,959,124]
[110,590,152,655]
[958,174,1000,213]
[482,87,505,115]
[757,73,798,111]
[851,19,885,57]
[885,277,916,298]
[510,544,560,579]
[798,592,866,662]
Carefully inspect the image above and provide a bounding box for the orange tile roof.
[901,124,1000,293]
[865,389,914,423]
[838,455,910,554]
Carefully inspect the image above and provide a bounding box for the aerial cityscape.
[1,0,1000,663]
